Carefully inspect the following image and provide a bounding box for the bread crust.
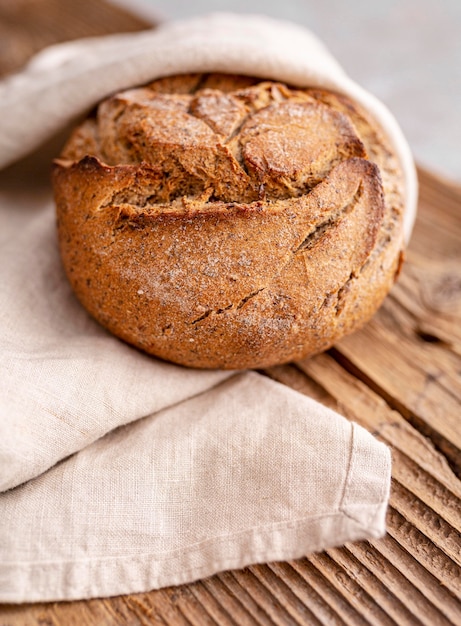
[53,74,405,369]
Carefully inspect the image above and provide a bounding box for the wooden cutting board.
[0,1,460,623]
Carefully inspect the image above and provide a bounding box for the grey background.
[115,0,461,182]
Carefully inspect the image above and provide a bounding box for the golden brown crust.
[53,74,405,369]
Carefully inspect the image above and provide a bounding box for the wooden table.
[1,2,460,624]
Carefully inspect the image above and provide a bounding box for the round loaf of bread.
[53,73,405,369]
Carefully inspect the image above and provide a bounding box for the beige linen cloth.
[0,13,416,604]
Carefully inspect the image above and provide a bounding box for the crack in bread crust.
[62,79,367,206]
[294,183,363,253]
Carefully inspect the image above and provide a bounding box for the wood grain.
[0,2,460,624]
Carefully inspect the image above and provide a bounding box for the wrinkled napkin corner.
[0,13,408,604]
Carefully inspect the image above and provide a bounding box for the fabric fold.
[339,423,391,537]
[0,373,391,603]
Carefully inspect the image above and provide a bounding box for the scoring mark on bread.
[334,272,356,316]
[191,289,265,325]
[294,183,363,253]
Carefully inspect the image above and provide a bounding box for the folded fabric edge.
[339,422,392,538]
[0,507,387,604]
[0,366,238,494]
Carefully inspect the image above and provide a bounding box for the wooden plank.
[343,542,453,626]
[325,546,428,626]
[264,563,347,626]
[249,565,323,625]
[203,573,277,626]
[306,552,397,626]
[225,569,301,626]
[285,559,369,626]
[371,525,461,622]
[158,585,227,626]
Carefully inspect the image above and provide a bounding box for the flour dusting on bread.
[53,74,405,369]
